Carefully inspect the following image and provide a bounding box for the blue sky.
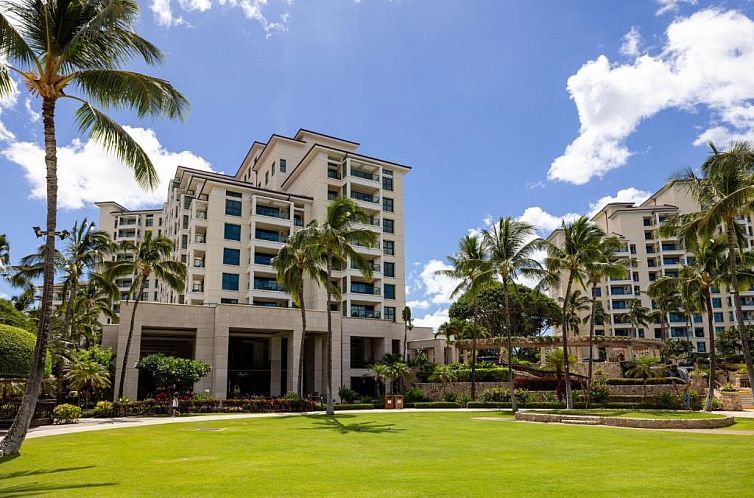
[2,0,754,328]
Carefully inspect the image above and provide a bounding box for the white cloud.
[413,308,449,331]
[150,0,290,36]
[4,126,213,210]
[518,207,580,234]
[406,299,430,310]
[418,259,458,306]
[24,98,40,123]
[620,27,642,58]
[549,9,754,185]
[150,0,186,27]
[587,187,651,218]
[656,0,697,16]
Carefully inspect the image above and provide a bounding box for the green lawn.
[716,417,754,430]
[1,411,753,497]
[538,409,725,419]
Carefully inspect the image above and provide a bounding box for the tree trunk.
[503,279,517,412]
[586,283,597,408]
[561,273,574,409]
[470,303,478,401]
[56,277,79,402]
[117,283,143,400]
[298,279,307,398]
[726,221,754,395]
[705,289,717,412]
[325,259,334,415]
[0,98,58,457]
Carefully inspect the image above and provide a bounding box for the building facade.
[547,182,754,363]
[100,129,429,400]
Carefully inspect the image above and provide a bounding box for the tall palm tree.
[583,236,627,402]
[436,318,473,345]
[481,217,543,412]
[664,141,754,393]
[677,236,727,411]
[541,217,605,409]
[402,306,413,362]
[65,358,111,407]
[560,290,590,336]
[626,299,652,339]
[272,227,328,397]
[438,235,494,401]
[543,348,576,403]
[0,234,9,270]
[71,272,119,348]
[310,197,377,415]
[0,0,187,456]
[111,231,186,399]
[647,276,682,344]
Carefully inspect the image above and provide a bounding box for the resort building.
[546,182,754,367]
[99,129,430,400]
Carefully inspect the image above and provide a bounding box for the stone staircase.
[737,389,754,410]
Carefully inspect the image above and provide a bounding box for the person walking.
[171,394,180,417]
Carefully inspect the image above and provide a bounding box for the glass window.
[712,297,722,308]
[384,306,396,322]
[713,312,724,323]
[224,223,241,241]
[696,342,706,353]
[695,328,705,337]
[225,199,242,216]
[382,197,394,212]
[145,216,154,227]
[383,240,394,256]
[280,159,287,173]
[222,273,239,291]
[384,262,395,277]
[265,171,269,186]
[384,284,395,299]
[221,298,239,304]
[271,162,276,176]
[382,177,393,191]
[226,190,242,198]
[223,248,241,266]
[383,218,394,234]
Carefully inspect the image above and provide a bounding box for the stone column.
[212,313,230,399]
[115,302,142,401]
[193,319,215,395]
[333,319,344,401]
[270,336,282,396]
[288,328,303,395]
[313,334,324,393]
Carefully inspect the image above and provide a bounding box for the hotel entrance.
[227,334,288,397]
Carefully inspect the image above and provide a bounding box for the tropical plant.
[135,354,211,394]
[64,358,110,406]
[0,0,187,456]
[402,306,413,362]
[625,356,666,401]
[435,318,473,344]
[626,299,653,339]
[560,290,589,336]
[541,217,605,408]
[52,403,81,425]
[481,217,543,411]
[437,234,494,401]
[646,276,682,344]
[272,227,329,397]
[428,365,457,394]
[384,361,409,395]
[70,273,119,348]
[110,231,186,399]
[542,348,577,402]
[0,234,9,270]
[663,141,754,394]
[309,197,377,415]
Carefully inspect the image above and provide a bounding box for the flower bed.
[112,397,318,417]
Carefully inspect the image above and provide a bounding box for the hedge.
[411,402,461,409]
[605,377,686,385]
[113,397,317,417]
[452,368,511,382]
[334,403,377,411]
[0,324,52,378]
[467,402,511,409]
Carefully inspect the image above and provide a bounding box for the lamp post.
[33,226,70,240]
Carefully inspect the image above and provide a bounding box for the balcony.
[327,169,342,180]
[351,309,381,319]
[254,254,274,266]
[351,262,380,273]
[253,279,284,292]
[195,211,207,220]
[350,192,380,204]
[255,231,288,244]
[193,259,205,268]
[195,234,206,244]
[350,284,381,296]
[256,205,290,220]
[350,169,379,182]
[191,283,204,292]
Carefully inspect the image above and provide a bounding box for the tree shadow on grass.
[0,465,95,480]
[303,415,403,435]
[0,481,116,497]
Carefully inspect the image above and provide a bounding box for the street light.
[33,226,70,240]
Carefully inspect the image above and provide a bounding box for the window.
[221,298,239,304]
[145,216,154,227]
[224,223,241,241]
[223,248,240,266]
[272,162,276,176]
[384,284,395,299]
[383,197,394,212]
[654,329,662,339]
[695,328,705,337]
[644,231,654,240]
[382,176,393,191]
[594,287,602,297]
[392,339,400,355]
[225,199,242,216]
[383,218,394,234]
[384,306,396,322]
[383,240,394,256]
[280,159,287,173]
[265,171,269,186]
[222,273,240,291]
[226,190,242,198]
[712,298,722,308]
[384,262,395,277]
[714,312,724,323]
[697,342,706,353]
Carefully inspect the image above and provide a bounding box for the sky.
[2,0,754,329]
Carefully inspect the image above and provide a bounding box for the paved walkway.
[4,408,753,439]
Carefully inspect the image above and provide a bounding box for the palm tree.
[626,299,652,339]
[625,355,666,401]
[677,236,727,411]
[664,141,754,393]
[541,217,605,408]
[65,358,111,407]
[560,290,590,336]
[436,318,473,345]
[272,227,328,397]
[402,306,413,362]
[0,234,9,270]
[481,217,543,412]
[543,348,576,403]
[384,362,410,395]
[368,363,388,398]
[0,0,187,457]
[111,231,186,399]
[437,235,494,401]
[71,272,119,348]
[428,365,458,396]
[310,198,377,415]
[647,276,682,344]
[583,236,627,403]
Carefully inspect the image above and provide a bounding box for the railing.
[120,220,137,226]
[350,192,379,204]
[327,170,341,180]
[351,285,381,296]
[351,309,381,319]
[254,255,273,265]
[195,235,206,243]
[351,263,380,273]
[255,232,288,243]
[254,280,284,292]
[256,205,290,220]
[192,284,204,292]
[194,260,205,268]
[196,211,207,220]
[358,218,380,227]
[350,169,379,182]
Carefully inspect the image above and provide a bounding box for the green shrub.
[338,386,357,403]
[442,392,459,403]
[480,387,509,402]
[605,377,686,385]
[515,389,535,404]
[94,401,113,417]
[589,380,610,402]
[720,383,737,392]
[412,402,461,409]
[466,401,511,409]
[334,403,376,411]
[0,299,35,331]
[404,387,427,403]
[0,324,52,378]
[136,354,211,391]
[53,403,81,424]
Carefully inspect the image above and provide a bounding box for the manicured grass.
[538,409,725,419]
[716,417,754,430]
[2,411,753,497]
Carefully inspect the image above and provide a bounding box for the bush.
[94,401,113,417]
[466,401,511,409]
[411,402,461,409]
[605,377,686,385]
[404,387,427,403]
[338,386,357,403]
[589,380,610,403]
[720,383,737,392]
[481,387,509,402]
[442,392,459,403]
[452,368,511,382]
[112,397,318,417]
[136,354,211,391]
[334,403,376,411]
[0,324,52,378]
[0,299,35,331]
[53,403,81,424]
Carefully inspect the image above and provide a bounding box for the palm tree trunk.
[726,221,754,394]
[325,259,334,415]
[298,279,307,398]
[0,98,58,457]
[562,272,574,409]
[586,283,597,408]
[117,285,143,400]
[705,289,716,412]
[57,277,79,402]
[470,304,478,401]
[503,280,517,412]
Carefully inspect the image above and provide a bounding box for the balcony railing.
[350,169,379,182]
[351,285,381,296]
[194,260,205,268]
[256,205,290,220]
[255,232,288,243]
[196,211,207,220]
[195,235,206,243]
[351,263,380,273]
[351,309,381,319]
[351,192,379,204]
[254,280,284,292]
[327,170,342,180]
[191,284,204,292]
[254,255,274,265]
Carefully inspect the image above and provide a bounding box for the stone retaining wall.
[606,384,683,396]
[515,411,735,429]
[413,382,557,401]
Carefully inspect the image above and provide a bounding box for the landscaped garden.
[2,411,753,497]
